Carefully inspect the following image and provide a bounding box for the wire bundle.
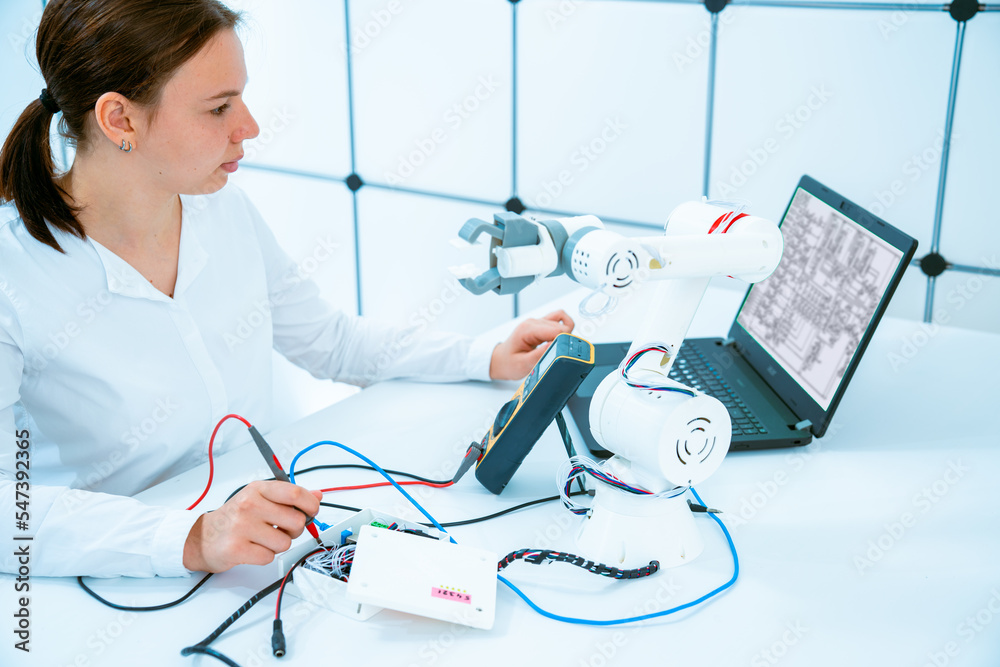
[557,456,687,515]
[302,544,356,581]
[498,548,659,580]
[618,344,696,396]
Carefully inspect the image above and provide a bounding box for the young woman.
[0,0,572,578]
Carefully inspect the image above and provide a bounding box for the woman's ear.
[93,92,138,149]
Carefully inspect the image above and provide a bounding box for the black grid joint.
[505,197,525,215]
[948,0,979,22]
[704,0,729,14]
[345,173,364,192]
[919,252,949,278]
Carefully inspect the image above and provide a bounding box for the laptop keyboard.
[668,346,769,436]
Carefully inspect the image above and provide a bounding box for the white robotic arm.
[454,200,782,568]
[491,202,779,286]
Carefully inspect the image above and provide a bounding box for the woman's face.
[133,29,259,196]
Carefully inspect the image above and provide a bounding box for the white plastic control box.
[277,508,497,629]
[277,508,441,621]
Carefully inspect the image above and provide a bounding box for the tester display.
[455,332,595,494]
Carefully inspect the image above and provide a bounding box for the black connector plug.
[271,619,286,658]
[687,499,721,514]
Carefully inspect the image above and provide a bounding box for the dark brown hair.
[0,0,241,252]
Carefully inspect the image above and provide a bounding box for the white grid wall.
[2,0,998,422]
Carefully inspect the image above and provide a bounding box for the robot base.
[575,482,703,570]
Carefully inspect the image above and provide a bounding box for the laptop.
[567,175,918,453]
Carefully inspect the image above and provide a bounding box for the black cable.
[179,578,283,665]
[225,463,453,503]
[76,572,214,612]
[437,492,591,527]
[319,490,592,528]
[271,547,329,657]
[320,500,363,513]
[296,463,451,485]
[276,548,326,622]
[179,646,241,667]
[77,458,587,662]
[82,477,590,614]
[498,548,660,580]
[554,411,586,495]
[77,470,370,613]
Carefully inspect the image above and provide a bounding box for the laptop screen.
[736,187,904,410]
[728,175,918,437]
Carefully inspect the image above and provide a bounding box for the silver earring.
[119,139,133,153]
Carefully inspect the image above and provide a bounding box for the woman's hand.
[183,480,322,573]
[489,309,576,380]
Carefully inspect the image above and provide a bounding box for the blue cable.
[498,486,739,626]
[288,440,453,541]
[292,440,738,625]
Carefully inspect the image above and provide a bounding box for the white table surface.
[5,283,999,667]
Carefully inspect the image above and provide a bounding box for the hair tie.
[39,89,60,114]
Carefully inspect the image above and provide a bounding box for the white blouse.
[0,185,493,578]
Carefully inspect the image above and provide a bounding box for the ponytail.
[0,98,82,253]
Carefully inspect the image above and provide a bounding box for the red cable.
[276,547,326,619]
[721,212,748,234]
[187,413,252,511]
[707,211,749,280]
[319,480,454,494]
[707,210,748,234]
[275,567,295,619]
[707,212,728,234]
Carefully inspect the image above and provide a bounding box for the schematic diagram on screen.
[737,190,902,408]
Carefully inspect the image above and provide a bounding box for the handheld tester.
[456,333,595,494]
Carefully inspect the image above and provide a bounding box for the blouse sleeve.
[239,191,496,387]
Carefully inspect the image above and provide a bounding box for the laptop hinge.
[793,419,812,431]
